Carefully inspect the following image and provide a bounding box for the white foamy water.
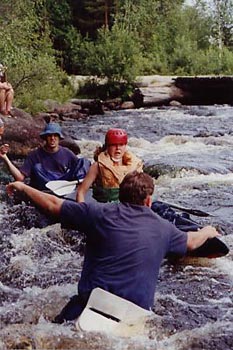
[0,105,232,349]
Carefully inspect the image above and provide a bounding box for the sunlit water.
[0,105,232,349]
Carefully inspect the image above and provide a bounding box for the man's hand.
[0,143,9,157]
[198,225,221,239]
[187,225,221,251]
[7,181,64,216]
[6,181,24,196]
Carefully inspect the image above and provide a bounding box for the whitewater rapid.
[0,105,232,349]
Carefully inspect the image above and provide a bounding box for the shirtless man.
[0,64,14,117]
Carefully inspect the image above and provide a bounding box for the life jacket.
[93,150,143,202]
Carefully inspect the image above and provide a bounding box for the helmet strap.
[110,156,121,163]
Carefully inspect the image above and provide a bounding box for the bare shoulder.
[88,162,99,176]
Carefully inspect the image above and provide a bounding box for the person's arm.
[0,144,25,181]
[187,226,220,251]
[7,181,64,216]
[76,162,99,202]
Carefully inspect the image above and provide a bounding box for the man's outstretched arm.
[7,181,64,216]
[187,226,221,251]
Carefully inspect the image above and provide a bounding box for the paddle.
[45,179,81,196]
[160,201,213,217]
[46,181,213,217]
[187,236,229,258]
[76,287,152,337]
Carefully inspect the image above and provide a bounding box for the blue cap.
[40,123,64,139]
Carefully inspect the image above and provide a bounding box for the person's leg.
[5,88,14,114]
[0,89,6,114]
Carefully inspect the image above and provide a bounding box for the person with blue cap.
[0,122,90,190]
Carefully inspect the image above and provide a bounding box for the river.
[0,105,232,349]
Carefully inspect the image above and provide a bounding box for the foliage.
[1,0,233,111]
[209,0,233,48]
[78,79,134,100]
[71,0,117,38]
[44,0,81,73]
[191,46,233,75]
[0,0,73,114]
[13,56,73,114]
[80,23,144,83]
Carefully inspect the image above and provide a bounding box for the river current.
[0,105,232,349]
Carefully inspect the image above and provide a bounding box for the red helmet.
[105,128,128,146]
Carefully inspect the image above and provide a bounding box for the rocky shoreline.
[2,75,233,157]
[0,76,184,157]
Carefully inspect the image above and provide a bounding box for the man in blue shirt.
[0,122,90,190]
[7,171,220,323]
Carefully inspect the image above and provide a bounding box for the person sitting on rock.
[77,128,143,203]
[0,64,14,117]
[0,122,91,191]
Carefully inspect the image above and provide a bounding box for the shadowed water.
[0,105,232,349]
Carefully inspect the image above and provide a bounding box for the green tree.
[81,23,144,83]
[187,0,233,73]
[211,0,233,48]
[71,0,117,38]
[44,0,82,73]
[0,0,73,113]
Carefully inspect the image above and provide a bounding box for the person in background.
[0,122,90,190]
[6,171,220,323]
[77,127,202,232]
[0,64,14,117]
[76,128,143,203]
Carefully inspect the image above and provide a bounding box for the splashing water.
[0,105,232,349]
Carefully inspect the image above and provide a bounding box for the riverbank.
[2,74,233,157]
[70,74,233,107]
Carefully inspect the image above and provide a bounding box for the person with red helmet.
[76,128,143,203]
[76,128,202,234]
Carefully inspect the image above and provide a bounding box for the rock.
[70,98,104,115]
[59,139,81,155]
[104,98,122,110]
[120,101,135,109]
[139,80,184,107]
[131,88,144,108]
[2,109,44,156]
[42,100,84,120]
[169,100,182,106]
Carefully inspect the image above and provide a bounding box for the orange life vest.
[92,150,143,202]
[96,150,143,188]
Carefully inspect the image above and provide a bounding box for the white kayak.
[76,288,152,337]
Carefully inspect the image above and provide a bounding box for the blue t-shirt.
[60,201,187,310]
[20,146,79,189]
